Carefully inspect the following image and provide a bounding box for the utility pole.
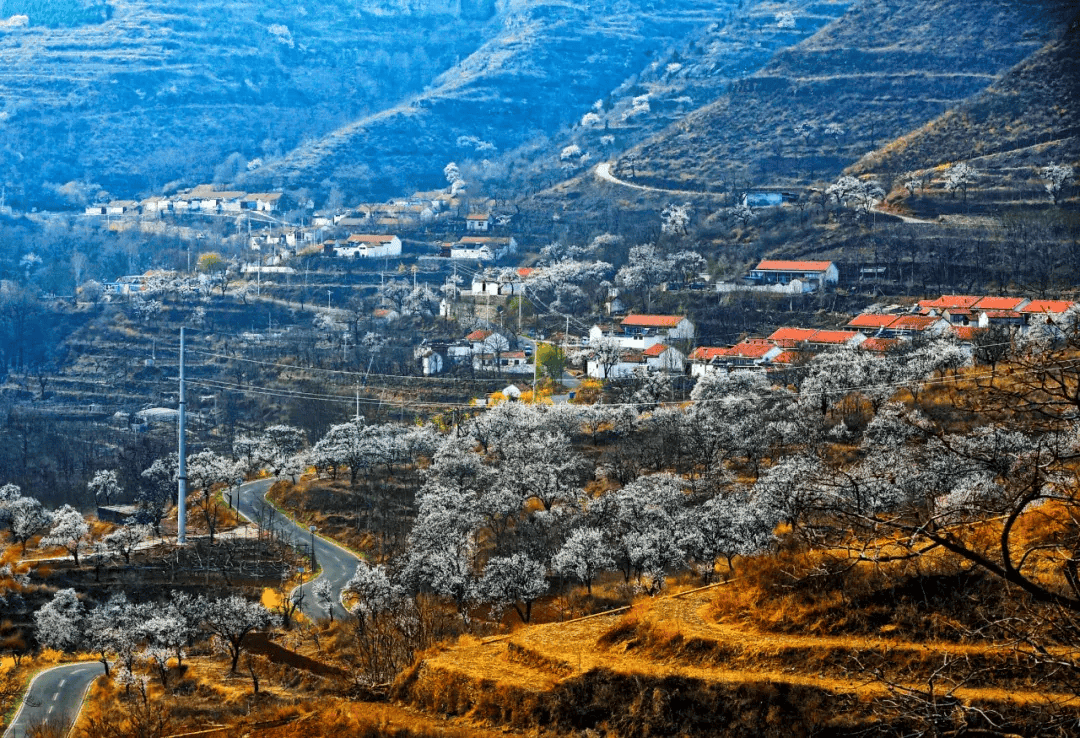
[177,327,187,545]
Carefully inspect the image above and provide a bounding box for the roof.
[951,326,981,341]
[689,346,732,361]
[346,234,398,243]
[753,260,834,272]
[918,295,981,310]
[809,330,861,344]
[1018,299,1074,314]
[847,314,898,329]
[980,310,1023,319]
[768,327,818,346]
[466,213,491,220]
[770,350,799,365]
[516,268,535,279]
[620,314,685,328]
[889,315,943,332]
[642,343,671,357]
[243,192,283,201]
[728,340,778,359]
[466,329,492,342]
[458,236,512,245]
[974,296,1028,311]
[861,337,902,353]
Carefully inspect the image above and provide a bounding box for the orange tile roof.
[729,340,777,358]
[689,347,732,361]
[754,260,834,272]
[861,337,901,353]
[346,234,397,243]
[620,315,685,328]
[980,310,1023,319]
[809,330,861,344]
[466,329,492,342]
[770,350,799,364]
[459,236,512,244]
[1018,299,1074,314]
[951,326,982,341]
[847,314,899,329]
[516,268,535,278]
[974,296,1027,311]
[466,213,490,220]
[918,295,981,310]
[642,343,671,357]
[889,316,942,331]
[768,327,817,346]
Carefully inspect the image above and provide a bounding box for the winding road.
[235,478,359,621]
[3,662,103,738]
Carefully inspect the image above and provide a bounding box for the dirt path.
[594,161,725,198]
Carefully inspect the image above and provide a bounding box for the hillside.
[612,0,1066,194]
[850,15,1079,211]
[0,0,499,208]
[249,0,855,202]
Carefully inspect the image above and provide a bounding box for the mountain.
[849,14,1079,197]
[0,0,501,208]
[247,0,855,202]
[609,0,1067,194]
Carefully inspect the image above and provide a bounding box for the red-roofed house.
[977,310,1025,329]
[860,337,902,354]
[590,314,695,350]
[886,315,950,338]
[846,314,900,332]
[917,295,981,314]
[768,328,865,349]
[688,339,783,376]
[1018,300,1076,327]
[642,344,686,373]
[973,296,1030,312]
[950,326,982,342]
[748,260,839,289]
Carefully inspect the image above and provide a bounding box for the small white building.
[748,260,839,288]
[450,236,518,261]
[642,344,686,374]
[242,193,283,212]
[334,234,402,259]
[415,347,445,376]
[473,350,534,375]
[466,213,491,232]
[589,314,695,350]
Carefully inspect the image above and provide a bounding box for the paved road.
[235,478,359,621]
[3,662,103,738]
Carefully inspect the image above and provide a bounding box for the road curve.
[235,478,360,621]
[594,161,724,198]
[3,662,103,738]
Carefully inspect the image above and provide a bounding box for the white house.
[242,193,282,212]
[586,350,644,380]
[466,213,491,232]
[106,200,139,216]
[473,350,534,375]
[688,340,783,376]
[642,344,686,374]
[414,347,445,376]
[747,260,839,289]
[590,314,695,350]
[450,236,518,261]
[333,234,402,259]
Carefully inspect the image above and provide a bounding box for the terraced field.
[400,581,1078,735]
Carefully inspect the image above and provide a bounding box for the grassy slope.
[619,0,1064,192]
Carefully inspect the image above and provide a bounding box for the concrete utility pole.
[177,328,187,545]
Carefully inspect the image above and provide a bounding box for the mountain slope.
[249,0,856,202]
[0,0,499,207]
[613,0,1066,193]
[850,15,1079,183]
